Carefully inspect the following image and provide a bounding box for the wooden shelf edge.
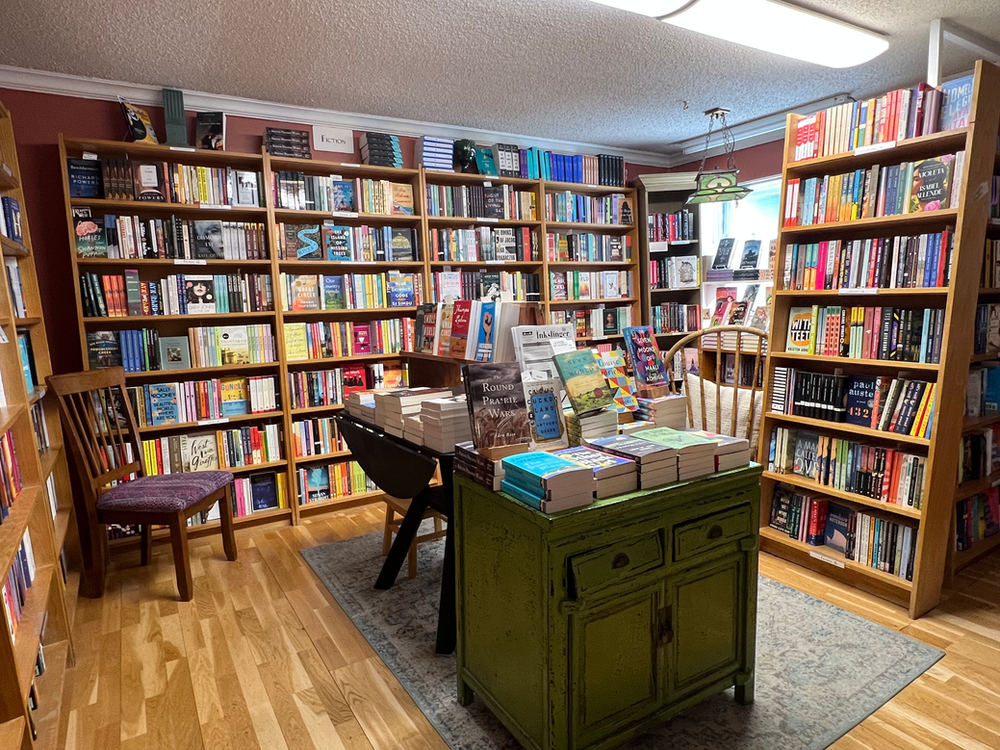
[31,638,69,750]
[764,412,930,446]
[769,352,939,371]
[13,564,55,698]
[292,450,352,464]
[786,127,969,176]
[953,533,1000,572]
[297,489,385,514]
[0,485,42,576]
[762,471,923,519]
[137,410,284,435]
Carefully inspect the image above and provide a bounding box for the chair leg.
[219,485,238,562]
[168,517,194,602]
[382,507,395,557]
[140,524,153,566]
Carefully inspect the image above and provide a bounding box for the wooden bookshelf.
[758,60,1000,617]
[0,100,76,748]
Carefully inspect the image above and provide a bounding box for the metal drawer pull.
[612,553,630,569]
[707,525,724,540]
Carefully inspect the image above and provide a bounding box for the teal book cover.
[502,451,579,486]
[147,383,179,426]
[323,276,345,309]
[16,334,33,392]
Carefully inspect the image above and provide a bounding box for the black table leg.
[375,489,431,590]
[436,520,457,654]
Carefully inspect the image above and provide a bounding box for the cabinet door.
[666,552,747,700]
[569,583,664,749]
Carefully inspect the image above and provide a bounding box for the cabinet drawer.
[673,506,751,561]
[570,531,663,599]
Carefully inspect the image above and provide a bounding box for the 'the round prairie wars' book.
[463,362,530,449]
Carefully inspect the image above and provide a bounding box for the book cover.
[523,377,568,449]
[86,331,121,369]
[293,225,323,260]
[712,238,736,269]
[131,161,166,201]
[73,207,108,257]
[555,446,634,476]
[824,502,852,554]
[739,240,762,269]
[16,333,33,391]
[387,271,415,308]
[289,275,320,311]
[590,434,674,464]
[147,383,179,426]
[220,377,249,417]
[218,326,250,364]
[391,184,415,216]
[323,275,345,309]
[785,307,815,354]
[473,301,496,362]
[323,224,353,261]
[185,275,217,315]
[331,180,355,212]
[284,323,308,361]
[352,323,373,355]
[463,362,530,448]
[250,473,279,511]
[390,228,416,261]
[185,434,219,472]
[234,171,260,207]
[634,427,715,453]
[448,300,473,359]
[193,221,225,259]
[939,74,974,131]
[622,325,669,388]
[473,147,499,177]
[436,304,454,356]
[710,298,732,327]
[846,376,877,427]
[196,112,226,150]
[553,349,614,415]
[157,336,190,370]
[306,466,331,502]
[67,159,104,198]
[909,155,953,213]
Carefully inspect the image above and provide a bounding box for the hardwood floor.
[50,506,1000,750]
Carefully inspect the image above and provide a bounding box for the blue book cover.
[919,309,931,363]
[500,478,544,509]
[250,473,279,510]
[323,224,353,261]
[16,334,33,392]
[296,225,322,260]
[147,383,179,426]
[387,271,414,308]
[939,74,974,131]
[473,301,496,362]
[824,502,851,555]
[306,466,331,502]
[502,451,580,491]
[330,181,355,212]
[985,366,1000,412]
[323,276,345,309]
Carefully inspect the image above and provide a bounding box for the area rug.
[302,531,943,750]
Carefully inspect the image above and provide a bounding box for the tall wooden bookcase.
[57,136,640,541]
[759,60,1000,618]
[0,102,76,750]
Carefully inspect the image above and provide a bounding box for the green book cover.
[553,349,614,416]
[633,427,715,452]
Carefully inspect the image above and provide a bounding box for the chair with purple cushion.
[47,367,237,601]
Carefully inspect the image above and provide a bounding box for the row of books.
[966,364,1000,418]
[784,152,963,226]
[983,238,1000,288]
[784,230,954,291]
[0,197,23,245]
[546,233,631,263]
[231,472,287,518]
[30,402,50,455]
[1,529,36,640]
[67,157,264,207]
[544,192,632,225]
[768,427,926,509]
[0,429,23,520]
[279,271,417,311]
[548,270,633,301]
[430,270,540,303]
[287,364,406,411]
[126,376,278,427]
[785,305,945,363]
[465,147,625,186]
[276,222,418,263]
[415,300,522,362]
[648,209,695,243]
[142,424,283,474]
[291,417,345,458]
[429,226,537,263]
[297,460,376,505]
[710,294,769,331]
[792,75,971,161]
[272,172,414,216]
[359,132,401,167]
[265,127,310,159]
[549,306,634,339]
[769,488,917,581]
[973,305,1000,356]
[6,258,25,319]
[80,271,273,318]
[651,303,702,336]
[88,327,275,372]
[959,424,999,485]
[956,488,1000,551]
[424,184,536,221]
[650,255,700,290]
[284,318,413,361]
[74,212,267,261]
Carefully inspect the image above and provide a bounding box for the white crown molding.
[0,64,689,167]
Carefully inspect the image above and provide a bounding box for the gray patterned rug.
[302,531,943,750]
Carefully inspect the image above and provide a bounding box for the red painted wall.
[671,139,784,183]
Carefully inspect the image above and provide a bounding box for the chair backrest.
[661,325,769,443]
[46,367,144,502]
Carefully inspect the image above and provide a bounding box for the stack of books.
[635,428,717,481]
[374,388,451,437]
[590,434,678,489]
[455,441,506,490]
[555,446,637,499]
[421,395,473,453]
[403,415,424,445]
[346,390,378,422]
[633,395,687,429]
[565,407,619,446]
[418,136,454,172]
[500,451,596,513]
[687,430,752,471]
[361,132,403,168]
[265,127,311,159]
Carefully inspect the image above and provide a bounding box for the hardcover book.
[939,74,974,131]
[184,434,219,472]
[157,336,191,370]
[473,301,496,362]
[352,323,373,355]
[846,376,877,427]
[185,275,217,315]
[193,221,225,259]
[220,377,249,416]
[306,466,331,502]
[250,473,279,510]
[712,238,736,269]
[523,377,568,449]
[739,239,761,269]
[72,207,108,257]
[67,159,103,198]
[196,112,226,150]
[131,162,167,201]
[391,184,415,216]
[218,326,250,364]
[463,362,530,448]
[331,180,355,212]
[323,224,353,261]
[390,228,416,261]
[289,275,319,311]
[87,331,121,369]
[323,275,345,309]
[622,326,669,388]
[448,300,473,359]
[148,383,179,426]
[291,224,322,260]
[589,434,676,464]
[786,307,815,354]
[909,156,953,213]
[553,349,614,416]
[387,271,415,308]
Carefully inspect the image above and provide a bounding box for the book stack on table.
[500,451,596,513]
[589,434,678,489]
[346,391,378,422]
[554,446,637,499]
[374,388,451,437]
[688,430,752,471]
[455,441,506,491]
[633,394,688,429]
[421,395,473,453]
[565,407,619,446]
[403,415,424,445]
[632,428,718,481]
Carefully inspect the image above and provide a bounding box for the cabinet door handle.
[707,525,724,540]
[658,605,674,646]
[612,553,630,569]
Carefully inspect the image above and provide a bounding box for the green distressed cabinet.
[454,464,762,750]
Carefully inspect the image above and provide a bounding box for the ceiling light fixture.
[588,0,889,69]
[687,108,751,204]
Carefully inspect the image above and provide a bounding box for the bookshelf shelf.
[955,469,1000,502]
[62,137,264,168]
[784,127,969,178]
[279,260,425,269]
[285,353,404,366]
[31,638,68,750]
[0,167,17,192]
[290,404,345,416]
[40,445,62,480]
[425,216,540,228]
[26,389,44,406]
[970,352,997,363]
[281,307,418,318]
[0,486,40,575]
[0,718,24,749]
[292,450,352,464]
[428,260,542,268]
[12,565,54,697]
[544,221,634,232]
[267,154,419,179]
[273,208,421,223]
[225,459,287,474]
[424,171,537,188]
[764,411,930,446]
[68,197,268,217]
[953,533,1000,572]
[0,237,27,257]
[962,411,1000,432]
[13,317,41,326]
[53,506,72,551]
[762,471,923,519]
[768,351,940,372]
[0,404,26,436]
[547,261,634,268]
[136,410,284,435]
[83,311,275,323]
[547,297,637,306]
[297,489,385,513]
[123,362,280,379]
[760,61,1000,619]
[76,258,273,268]
[650,287,698,294]
[541,180,630,195]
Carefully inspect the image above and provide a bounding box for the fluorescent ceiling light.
[589,0,889,69]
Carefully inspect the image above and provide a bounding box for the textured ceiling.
[0,0,996,153]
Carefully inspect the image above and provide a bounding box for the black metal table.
[334,412,457,654]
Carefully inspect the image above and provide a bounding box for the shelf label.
[477,217,500,223]
[586,185,599,189]
[485,260,504,264]
[169,146,197,152]
[483,181,492,188]
[853,141,896,156]
[197,418,229,426]
[175,259,207,265]
[809,550,845,568]
[199,204,231,210]
[82,152,99,161]
[839,287,877,295]
[1,164,11,175]
[331,210,359,218]
[340,162,361,168]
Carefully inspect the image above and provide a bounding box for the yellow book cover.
[220,377,249,417]
[284,323,308,361]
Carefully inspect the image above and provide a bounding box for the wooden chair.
[382,496,447,579]
[47,367,237,601]
[662,325,769,448]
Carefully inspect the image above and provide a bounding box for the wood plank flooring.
[51,506,1000,750]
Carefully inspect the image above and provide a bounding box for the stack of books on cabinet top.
[372,388,452,438]
[418,396,473,453]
